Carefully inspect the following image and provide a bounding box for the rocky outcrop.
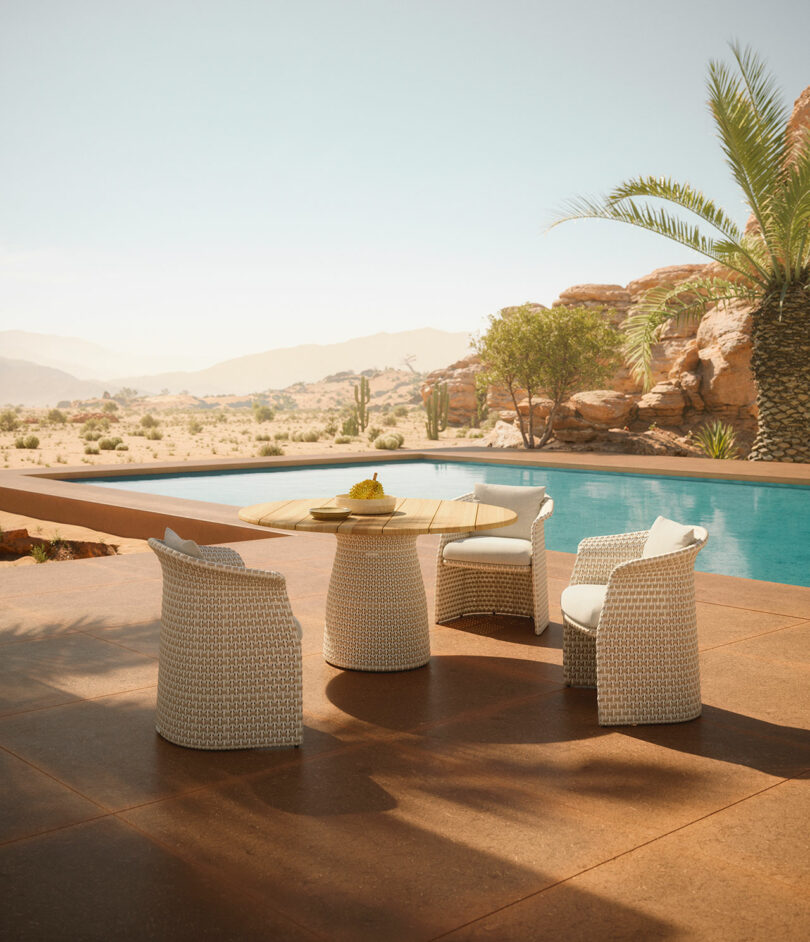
[420,355,481,426]
[695,299,757,421]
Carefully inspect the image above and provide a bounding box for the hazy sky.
[2,0,810,367]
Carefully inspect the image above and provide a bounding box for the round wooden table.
[238,497,516,672]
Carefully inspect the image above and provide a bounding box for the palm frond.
[554,193,720,259]
[605,176,742,241]
[623,276,758,387]
[707,45,789,269]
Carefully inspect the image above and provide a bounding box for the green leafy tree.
[552,43,810,462]
[475,304,621,449]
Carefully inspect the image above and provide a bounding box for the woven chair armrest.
[199,545,245,567]
[570,530,649,585]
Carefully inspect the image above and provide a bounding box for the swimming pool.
[82,459,810,587]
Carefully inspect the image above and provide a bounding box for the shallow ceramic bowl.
[309,507,352,521]
[335,494,397,515]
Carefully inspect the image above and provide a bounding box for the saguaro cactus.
[424,382,449,440]
[353,376,370,432]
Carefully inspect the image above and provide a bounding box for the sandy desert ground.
[0,389,486,563]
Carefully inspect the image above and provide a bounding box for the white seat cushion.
[473,483,546,540]
[443,536,532,567]
[560,584,608,630]
[163,526,203,559]
[642,516,695,558]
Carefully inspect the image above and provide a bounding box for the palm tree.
[552,43,810,462]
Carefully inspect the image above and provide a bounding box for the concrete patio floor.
[2,533,809,940]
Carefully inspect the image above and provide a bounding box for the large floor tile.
[442,837,810,940]
[0,748,103,843]
[696,603,807,650]
[700,647,810,728]
[654,776,810,892]
[120,739,663,942]
[1,817,316,941]
[0,632,158,716]
[0,688,309,810]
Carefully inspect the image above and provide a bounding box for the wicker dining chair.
[435,484,554,634]
[561,518,708,726]
[148,536,303,750]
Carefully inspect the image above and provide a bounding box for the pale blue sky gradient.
[2,0,809,366]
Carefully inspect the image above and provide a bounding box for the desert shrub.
[455,426,469,438]
[374,432,404,450]
[83,431,102,441]
[322,417,339,436]
[467,429,484,439]
[273,431,289,441]
[292,429,320,442]
[480,414,498,431]
[188,420,203,435]
[115,443,129,451]
[30,545,49,564]
[253,405,275,423]
[0,410,20,432]
[84,445,100,455]
[255,433,271,441]
[382,411,397,426]
[393,405,408,417]
[257,442,284,457]
[145,428,163,441]
[47,409,67,424]
[140,413,159,428]
[334,435,352,444]
[15,435,39,449]
[693,420,739,459]
[98,437,123,450]
[367,426,383,442]
[341,414,359,436]
[102,401,118,413]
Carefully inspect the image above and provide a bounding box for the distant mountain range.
[0,330,207,380]
[0,328,471,406]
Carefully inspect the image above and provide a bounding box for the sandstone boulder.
[480,420,525,449]
[696,299,756,418]
[421,355,481,426]
[553,284,630,326]
[635,382,686,426]
[569,390,637,428]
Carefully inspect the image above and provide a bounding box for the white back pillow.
[163,527,203,559]
[642,516,695,558]
[473,483,546,541]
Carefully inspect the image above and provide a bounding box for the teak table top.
[238,497,517,537]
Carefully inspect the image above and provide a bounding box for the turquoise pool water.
[82,460,810,587]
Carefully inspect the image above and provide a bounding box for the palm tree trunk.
[748,287,810,462]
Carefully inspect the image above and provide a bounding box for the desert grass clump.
[393,405,408,417]
[455,426,469,438]
[115,443,129,451]
[140,413,159,429]
[188,420,203,435]
[467,429,484,439]
[0,409,19,432]
[102,400,118,413]
[98,437,123,450]
[15,435,39,449]
[145,428,163,441]
[367,426,383,442]
[30,544,49,564]
[382,411,397,426]
[693,420,739,459]
[257,442,284,457]
[273,431,289,441]
[255,433,271,442]
[84,444,100,455]
[47,408,67,424]
[292,429,320,443]
[374,432,404,450]
[334,435,352,444]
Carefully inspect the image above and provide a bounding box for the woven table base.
[324,533,431,672]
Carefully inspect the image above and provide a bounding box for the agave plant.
[692,420,740,460]
[552,43,810,462]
